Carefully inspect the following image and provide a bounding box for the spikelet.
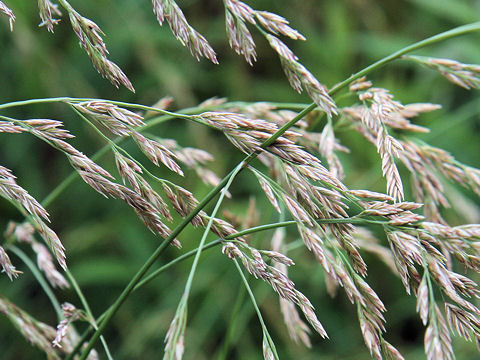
[68,11,134,91]
[0,1,14,31]
[152,0,217,64]
[37,0,61,32]
[266,35,337,116]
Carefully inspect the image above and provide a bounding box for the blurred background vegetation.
[1,0,480,359]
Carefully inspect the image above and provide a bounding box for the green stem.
[137,216,373,290]
[9,246,63,319]
[0,97,73,109]
[162,163,243,358]
[328,21,480,96]
[65,270,113,360]
[0,96,192,121]
[233,259,279,360]
[135,239,222,291]
[185,162,243,296]
[217,284,246,360]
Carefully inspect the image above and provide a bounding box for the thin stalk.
[9,246,63,319]
[217,285,246,360]
[186,162,243,296]
[135,239,222,291]
[0,97,73,109]
[328,21,480,96]
[233,259,279,360]
[66,327,94,360]
[163,162,243,358]
[138,216,373,290]
[65,270,113,360]
[0,96,193,121]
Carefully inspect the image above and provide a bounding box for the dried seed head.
[53,303,82,348]
[417,275,430,325]
[382,340,405,360]
[388,211,424,226]
[38,0,61,32]
[121,186,173,239]
[114,152,142,192]
[260,250,294,266]
[295,63,338,117]
[198,96,227,108]
[69,11,134,91]
[0,295,62,357]
[359,310,382,359]
[445,303,480,341]
[225,11,257,65]
[222,242,243,259]
[407,55,480,90]
[32,242,69,289]
[162,183,199,218]
[207,217,238,239]
[152,0,218,64]
[0,165,51,221]
[36,219,66,270]
[23,119,74,140]
[0,1,15,31]
[400,103,442,117]
[255,11,305,40]
[266,33,298,63]
[0,246,21,280]
[73,101,144,136]
[319,121,345,179]
[271,229,312,347]
[225,0,255,24]
[0,120,26,133]
[280,297,311,347]
[356,87,406,200]
[253,173,281,213]
[425,305,454,360]
[164,299,187,360]
[350,77,372,92]
[363,201,422,216]
[262,334,275,360]
[266,35,337,116]
[196,111,241,130]
[133,133,183,175]
[348,189,394,202]
[136,177,172,221]
[283,195,313,226]
[226,241,327,338]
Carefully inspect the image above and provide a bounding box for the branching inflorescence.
[1,1,480,360]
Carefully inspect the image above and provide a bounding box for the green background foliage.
[1,0,479,358]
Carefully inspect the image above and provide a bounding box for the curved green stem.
[0,97,73,109]
[65,270,113,360]
[9,246,63,319]
[185,162,243,295]
[328,21,480,95]
[217,282,246,360]
[233,259,279,360]
[0,96,191,120]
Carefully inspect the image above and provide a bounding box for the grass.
[1,1,480,359]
